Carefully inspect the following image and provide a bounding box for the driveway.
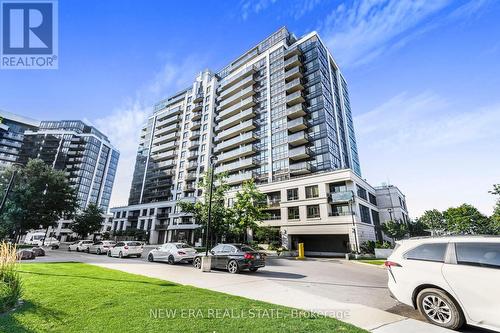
[29,248,491,333]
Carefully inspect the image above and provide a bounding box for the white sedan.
[68,240,93,252]
[386,236,500,331]
[108,241,143,258]
[147,242,197,264]
[37,237,60,248]
[88,241,116,255]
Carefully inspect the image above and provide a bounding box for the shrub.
[0,243,22,313]
[268,241,281,251]
[361,240,393,254]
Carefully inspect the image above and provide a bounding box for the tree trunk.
[42,225,50,246]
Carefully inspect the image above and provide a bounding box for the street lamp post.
[204,155,216,257]
[349,190,359,254]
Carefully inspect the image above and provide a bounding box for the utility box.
[201,256,212,272]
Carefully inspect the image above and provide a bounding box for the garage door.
[291,234,349,253]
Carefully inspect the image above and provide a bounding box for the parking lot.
[28,246,490,333]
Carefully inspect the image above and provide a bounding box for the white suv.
[386,236,500,331]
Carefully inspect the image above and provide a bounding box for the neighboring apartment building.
[0,110,39,169]
[111,27,407,253]
[375,185,409,223]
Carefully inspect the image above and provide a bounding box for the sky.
[1,0,499,217]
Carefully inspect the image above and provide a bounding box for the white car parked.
[68,240,93,252]
[147,242,197,264]
[88,241,116,255]
[37,237,60,248]
[386,236,500,331]
[107,241,143,258]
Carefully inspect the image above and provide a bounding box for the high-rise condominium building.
[111,28,406,254]
[0,110,40,169]
[20,120,120,211]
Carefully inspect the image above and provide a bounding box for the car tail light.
[178,251,186,255]
[124,246,129,250]
[384,261,401,267]
[244,253,254,260]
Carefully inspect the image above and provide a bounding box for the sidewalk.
[92,260,451,333]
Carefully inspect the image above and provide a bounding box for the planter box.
[375,248,393,259]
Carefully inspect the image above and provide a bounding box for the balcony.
[155,223,169,230]
[226,171,254,185]
[189,141,200,150]
[192,110,202,121]
[187,151,198,160]
[218,85,255,110]
[192,102,203,112]
[215,119,256,142]
[267,199,281,208]
[287,117,308,132]
[284,47,301,59]
[289,161,312,175]
[219,66,256,91]
[286,91,305,106]
[186,161,198,170]
[215,157,258,174]
[329,211,354,217]
[150,140,178,154]
[217,96,256,120]
[284,67,303,82]
[190,121,201,130]
[216,144,256,163]
[219,75,255,100]
[289,146,311,161]
[183,184,196,192]
[156,114,181,127]
[216,108,255,132]
[149,161,176,170]
[193,93,204,103]
[285,78,304,94]
[190,131,200,140]
[288,131,310,146]
[215,132,257,152]
[153,132,178,145]
[286,104,307,119]
[153,150,177,161]
[329,191,354,203]
[284,54,301,70]
[154,123,177,136]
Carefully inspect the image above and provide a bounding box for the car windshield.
[238,246,255,252]
[175,244,191,249]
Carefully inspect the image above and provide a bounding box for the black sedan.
[16,249,36,260]
[193,244,265,274]
[31,247,46,257]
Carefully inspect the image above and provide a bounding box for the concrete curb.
[348,260,386,269]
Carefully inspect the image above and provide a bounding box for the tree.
[254,226,280,244]
[71,203,104,239]
[0,159,78,242]
[407,219,430,237]
[178,169,232,246]
[490,185,500,234]
[381,220,408,241]
[418,209,445,236]
[231,179,269,242]
[443,204,492,235]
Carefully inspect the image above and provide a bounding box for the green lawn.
[0,263,366,333]
[357,259,386,266]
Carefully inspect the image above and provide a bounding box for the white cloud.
[319,0,491,68]
[356,92,500,217]
[240,0,323,20]
[92,56,206,209]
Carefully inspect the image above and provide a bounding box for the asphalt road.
[28,246,493,333]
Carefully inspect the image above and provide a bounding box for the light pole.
[0,163,24,215]
[388,208,394,221]
[349,190,359,254]
[204,155,217,257]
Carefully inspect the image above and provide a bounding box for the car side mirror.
[209,250,215,255]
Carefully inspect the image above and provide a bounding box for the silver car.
[148,242,197,264]
[88,241,116,255]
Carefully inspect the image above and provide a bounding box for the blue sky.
[1,0,499,216]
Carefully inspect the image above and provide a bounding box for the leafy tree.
[443,204,492,235]
[489,185,500,234]
[418,209,445,236]
[0,159,78,242]
[381,220,408,241]
[178,169,231,247]
[231,179,269,242]
[408,219,430,237]
[71,203,104,239]
[254,226,280,244]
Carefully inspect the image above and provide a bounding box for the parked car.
[193,244,265,274]
[68,240,94,252]
[31,247,46,257]
[386,236,500,331]
[147,242,196,264]
[17,249,36,260]
[23,232,46,245]
[88,241,116,255]
[37,237,60,249]
[107,241,143,258]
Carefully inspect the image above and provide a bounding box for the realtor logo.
[1,0,58,69]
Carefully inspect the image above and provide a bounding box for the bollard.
[296,242,305,260]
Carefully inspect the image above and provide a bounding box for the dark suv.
[193,244,265,274]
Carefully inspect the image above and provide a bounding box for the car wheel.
[97,248,101,255]
[249,268,258,272]
[193,257,201,269]
[167,255,175,265]
[417,288,465,330]
[86,248,90,253]
[107,251,111,257]
[227,260,240,274]
[76,248,80,252]
[119,251,123,258]
[148,254,154,262]
[68,247,71,252]
[137,254,142,258]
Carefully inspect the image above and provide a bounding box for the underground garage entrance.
[290,234,350,256]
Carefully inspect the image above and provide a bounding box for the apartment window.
[202,124,208,131]
[179,161,184,168]
[227,198,234,207]
[204,105,209,112]
[200,155,205,162]
[187,97,192,103]
[356,185,367,200]
[183,132,188,139]
[329,182,347,193]
[205,96,210,103]
[181,151,186,158]
[288,207,300,220]
[149,208,155,215]
[203,115,208,121]
[306,205,320,218]
[287,188,298,201]
[182,142,187,148]
[178,171,184,180]
[305,185,319,199]
[369,193,377,205]
[359,204,371,224]
[202,134,207,141]
[201,144,206,152]
[141,209,147,216]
